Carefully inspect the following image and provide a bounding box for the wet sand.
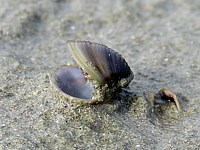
[1,0,200,149]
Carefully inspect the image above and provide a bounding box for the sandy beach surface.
[1,0,200,149]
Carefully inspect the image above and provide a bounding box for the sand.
[1,0,200,149]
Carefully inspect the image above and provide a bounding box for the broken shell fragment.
[158,88,182,112]
[147,88,182,112]
[50,40,134,104]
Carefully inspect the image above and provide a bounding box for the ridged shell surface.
[67,40,134,88]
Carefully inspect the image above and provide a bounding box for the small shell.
[50,40,134,104]
[158,88,182,112]
[147,88,182,113]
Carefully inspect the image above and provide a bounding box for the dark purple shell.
[67,40,134,87]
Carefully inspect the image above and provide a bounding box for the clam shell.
[67,40,134,88]
[50,41,134,104]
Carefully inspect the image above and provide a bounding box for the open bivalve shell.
[50,40,134,104]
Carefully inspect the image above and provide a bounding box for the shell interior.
[51,66,94,100]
